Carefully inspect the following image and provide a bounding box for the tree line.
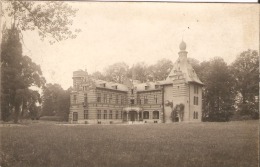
[1,1,258,123]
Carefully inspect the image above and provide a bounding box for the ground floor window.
[193,111,199,119]
[116,111,119,119]
[84,110,88,119]
[109,110,113,119]
[104,110,107,119]
[153,111,159,119]
[143,111,149,119]
[97,110,101,119]
[73,112,78,121]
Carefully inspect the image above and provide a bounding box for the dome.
[179,41,186,51]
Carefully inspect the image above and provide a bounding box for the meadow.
[0,121,258,167]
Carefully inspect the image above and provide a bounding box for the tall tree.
[129,62,149,83]
[200,57,235,121]
[1,28,45,122]
[104,62,129,83]
[3,1,80,44]
[230,50,259,118]
[147,59,173,81]
[42,84,71,121]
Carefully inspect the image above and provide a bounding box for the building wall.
[188,84,203,122]
[163,85,173,123]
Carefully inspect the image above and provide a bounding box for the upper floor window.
[109,94,112,103]
[116,111,119,119]
[84,94,88,104]
[115,95,119,104]
[144,96,148,104]
[130,99,135,105]
[73,95,77,103]
[194,85,199,94]
[154,95,158,104]
[84,110,88,119]
[104,94,107,103]
[194,96,198,105]
[97,93,101,103]
[109,110,113,119]
[145,86,149,90]
[121,96,124,104]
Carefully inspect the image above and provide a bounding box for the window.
[97,93,101,103]
[104,94,107,103]
[103,110,107,119]
[154,95,158,104]
[194,96,198,105]
[138,98,142,104]
[194,111,199,119]
[194,85,199,94]
[155,85,160,89]
[73,95,77,103]
[109,94,112,103]
[121,96,124,104]
[109,110,113,119]
[84,110,88,119]
[84,94,88,105]
[116,111,119,119]
[115,95,119,104]
[130,99,135,105]
[97,110,101,119]
[143,111,149,119]
[145,86,149,90]
[73,112,78,121]
[131,89,134,94]
[144,96,148,104]
[153,111,159,119]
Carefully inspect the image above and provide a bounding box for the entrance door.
[129,111,137,121]
[73,112,78,122]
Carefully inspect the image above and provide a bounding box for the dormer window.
[112,85,118,89]
[100,83,106,87]
[145,86,149,90]
[155,85,160,89]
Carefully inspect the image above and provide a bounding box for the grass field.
[0,121,258,167]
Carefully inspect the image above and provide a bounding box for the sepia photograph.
[0,1,259,167]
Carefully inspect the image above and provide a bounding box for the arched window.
[153,111,159,119]
[143,111,149,119]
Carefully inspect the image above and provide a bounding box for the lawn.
[0,121,258,167]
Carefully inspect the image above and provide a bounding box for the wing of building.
[69,41,203,124]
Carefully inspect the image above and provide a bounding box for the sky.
[20,2,259,89]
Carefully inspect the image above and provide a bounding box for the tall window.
[104,94,107,103]
[144,96,148,104]
[194,96,198,105]
[73,95,77,104]
[84,110,88,119]
[194,111,198,119]
[194,85,199,94]
[109,94,112,103]
[97,110,101,119]
[109,110,113,119]
[97,93,101,103]
[84,94,87,105]
[116,111,119,119]
[131,89,134,94]
[103,110,107,119]
[121,96,124,104]
[115,95,119,104]
[154,95,158,104]
[138,98,141,104]
[143,111,149,119]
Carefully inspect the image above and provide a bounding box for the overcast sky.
[22,2,259,89]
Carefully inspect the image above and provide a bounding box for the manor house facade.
[69,41,203,124]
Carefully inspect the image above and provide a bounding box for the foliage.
[3,1,80,44]
[1,28,45,123]
[147,58,173,81]
[230,50,259,118]
[129,62,149,83]
[104,62,129,84]
[199,57,235,122]
[42,84,71,121]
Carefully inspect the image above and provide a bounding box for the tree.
[129,62,149,83]
[42,84,71,121]
[91,71,106,80]
[104,62,129,83]
[200,57,235,121]
[230,50,259,118]
[1,28,45,122]
[3,1,80,44]
[147,59,173,81]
